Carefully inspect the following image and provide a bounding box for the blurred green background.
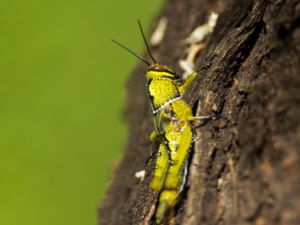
[0,1,163,225]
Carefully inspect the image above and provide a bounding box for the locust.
[146,65,197,225]
[112,20,213,224]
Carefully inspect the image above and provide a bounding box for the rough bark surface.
[99,0,300,225]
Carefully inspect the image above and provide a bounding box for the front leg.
[179,72,198,94]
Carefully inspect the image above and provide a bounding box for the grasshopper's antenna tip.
[137,20,157,64]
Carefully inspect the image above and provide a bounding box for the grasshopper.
[146,65,196,225]
[112,20,214,224]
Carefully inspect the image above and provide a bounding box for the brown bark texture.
[99,0,300,225]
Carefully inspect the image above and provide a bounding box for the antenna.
[111,39,151,66]
[137,20,157,64]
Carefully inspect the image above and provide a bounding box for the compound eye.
[152,66,162,71]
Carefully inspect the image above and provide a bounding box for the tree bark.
[99,0,300,225]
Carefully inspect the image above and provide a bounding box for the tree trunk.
[99,0,300,225]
